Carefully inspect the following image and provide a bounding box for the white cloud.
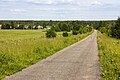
[34,7,81,15]
[1,0,18,2]
[26,0,74,5]
[35,7,78,11]
[91,0,102,5]
[10,9,27,13]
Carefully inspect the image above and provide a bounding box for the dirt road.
[3,31,100,80]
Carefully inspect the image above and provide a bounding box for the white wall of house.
[0,25,2,29]
[46,26,51,29]
[24,25,29,29]
[37,25,43,29]
[86,25,90,27]
[33,26,36,29]
[17,24,20,27]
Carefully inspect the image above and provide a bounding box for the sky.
[0,0,120,20]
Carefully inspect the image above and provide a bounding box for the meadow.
[97,32,120,80]
[0,29,92,79]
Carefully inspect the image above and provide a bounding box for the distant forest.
[0,20,116,30]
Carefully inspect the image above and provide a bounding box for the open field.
[0,30,92,79]
[0,30,45,41]
[97,32,120,80]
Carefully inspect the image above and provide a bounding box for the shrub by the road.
[72,30,78,35]
[46,29,56,38]
[63,32,68,37]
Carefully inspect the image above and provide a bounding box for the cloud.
[1,0,18,2]
[26,0,74,5]
[34,7,80,14]
[91,1,102,5]
[10,9,27,14]
[35,7,77,11]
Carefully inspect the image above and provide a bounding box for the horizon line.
[0,19,117,21]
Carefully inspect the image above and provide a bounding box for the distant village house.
[0,24,2,29]
[46,26,51,29]
[37,25,43,29]
[86,25,90,27]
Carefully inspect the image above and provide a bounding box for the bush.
[72,30,78,35]
[46,29,56,38]
[63,32,68,37]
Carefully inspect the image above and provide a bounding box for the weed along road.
[3,31,100,80]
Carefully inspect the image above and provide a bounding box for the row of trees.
[51,22,92,33]
[0,20,115,30]
[99,17,120,39]
[46,22,93,38]
[0,21,93,33]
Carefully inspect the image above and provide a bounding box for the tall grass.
[97,32,120,80]
[0,30,92,79]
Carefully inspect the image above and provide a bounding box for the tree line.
[0,19,119,39]
[0,20,115,30]
[98,17,120,39]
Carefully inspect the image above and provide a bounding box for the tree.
[73,22,80,31]
[46,29,56,38]
[72,30,78,35]
[51,24,61,32]
[106,24,112,36]
[79,27,83,34]
[42,23,46,28]
[10,21,15,29]
[60,23,70,31]
[55,26,61,32]
[35,25,38,29]
[111,17,120,39]
[79,26,87,34]
[67,23,73,30]
[1,24,11,29]
[100,27,107,33]
[15,24,24,29]
[28,25,32,29]
[19,24,24,29]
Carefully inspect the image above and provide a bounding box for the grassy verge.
[0,30,92,79]
[97,32,120,80]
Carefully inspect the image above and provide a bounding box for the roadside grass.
[97,32,120,80]
[0,30,92,79]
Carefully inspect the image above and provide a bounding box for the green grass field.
[97,32,120,80]
[0,30,92,79]
[0,30,46,41]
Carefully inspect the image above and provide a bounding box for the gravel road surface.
[3,31,100,80]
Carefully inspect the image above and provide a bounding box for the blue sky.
[0,0,120,20]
